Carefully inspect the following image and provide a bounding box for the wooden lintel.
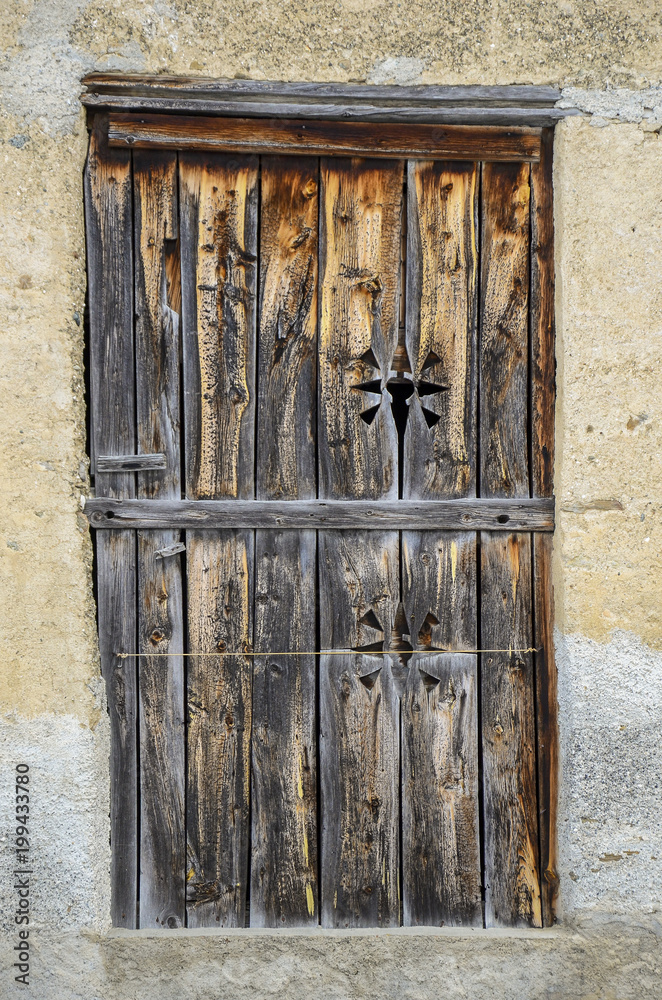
[96,453,167,472]
[106,114,542,162]
[84,74,563,105]
[84,497,555,531]
[82,75,577,127]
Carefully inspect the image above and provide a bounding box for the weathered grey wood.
[251,530,317,926]
[179,153,258,500]
[401,534,481,926]
[480,160,540,929]
[404,160,478,501]
[180,153,258,928]
[480,162,531,498]
[319,531,400,927]
[84,74,563,106]
[480,533,541,928]
[533,533,559,926]
[84,122,137,928]
[320,653,400,928]
[133,150,185,928]
[185,531,253,928]
[400,158,481,926]
[319,157,402,500]
[531,129,556,503]
[531,128,559,926]
[250,156,319,926]
[90,98,571,126]
[401,653,481,926]
[402,533,477,651]
[136,535,185,927]
[96,453,166,472]
[107,114,542,162]
[94,535,137,926]
[86,496,555,531]
[256,157,318,500]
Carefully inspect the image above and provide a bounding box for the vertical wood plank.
[401,160,480,926]
[180,154,258,927]
[180,153,258,501]
[185,532,253,927]
[257,156,318,500]
[318,158,403,926]
[318,157,403,500]
[84,121,137,928]
[400,653,480,926]
[251,157,319,926]
[251,530,317,926]
[401,535,481,926]
[319,531,400,928]
[480,161,541,928]
[531,128,559,925]
[480,534,540,927]
[133,150,185,927]
[480,162,531,500]
[404,161,478,501]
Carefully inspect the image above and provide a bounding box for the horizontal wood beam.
[107,114,541,162]
[84,75,563,105]
[83,75,578,126]
[96,453,167,472]
[85,497,555,531]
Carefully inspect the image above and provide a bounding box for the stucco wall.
[1,2,661,997]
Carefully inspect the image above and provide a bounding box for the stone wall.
[1,2,661,996]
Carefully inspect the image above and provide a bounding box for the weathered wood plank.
[401,159,481,926]
[480,160,540,928]
[185,530,253,927]
[318,157,402,500]
[404,161,478,501]
[250,156,319,926]
[533,533,559,925]
[179,153,258,500]
[531,129,555,500]
[401,653,480,926]
[84,122,137,928]
[401,534,481,926]
[180,153,257,928]
[90,99,570,127]
[133,150,185,928]
[480,533,541,927]
[85,496,555,531]
[319,531,400,927]
[94,535,137,926]
[251,530,317,926]
[256,157,318,500]
[108,114,543,161]
[531,129,559,926]
[136,535,185,927]
[96,453,166,472]
[84,74,563,106]
[480,162,531,498]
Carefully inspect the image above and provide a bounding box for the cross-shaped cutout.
[349,342,448,434]
[351,603,446,692]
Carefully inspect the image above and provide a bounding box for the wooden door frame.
[82,75,562,927]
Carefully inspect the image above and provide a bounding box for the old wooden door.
[85,111,556,932]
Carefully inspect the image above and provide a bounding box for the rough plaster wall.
[0,1,661,997]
